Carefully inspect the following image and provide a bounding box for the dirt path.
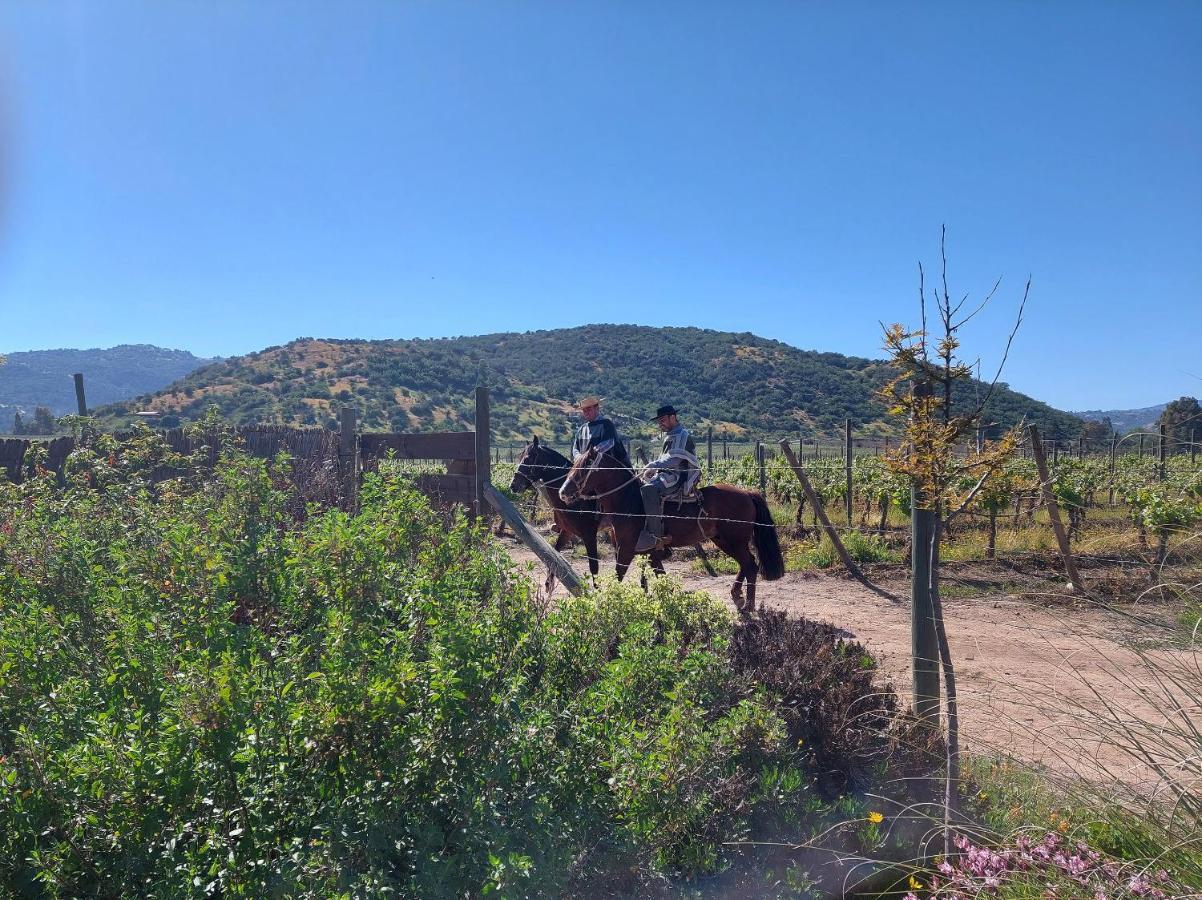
[504,538,1197,793]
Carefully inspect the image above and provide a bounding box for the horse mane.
[534,443,572,470]
[599,450,643,515]
[531,443,572,477]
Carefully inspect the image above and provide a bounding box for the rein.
[568,452,642,502]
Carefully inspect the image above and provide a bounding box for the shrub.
[0,433,924,897]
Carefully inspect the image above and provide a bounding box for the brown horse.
[509,437,605,595]
[559,447,784,613]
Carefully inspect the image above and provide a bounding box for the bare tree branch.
[976,275,1031,415]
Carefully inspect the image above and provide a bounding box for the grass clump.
[786,531,899,571]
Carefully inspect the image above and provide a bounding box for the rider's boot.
[636,484,663,552]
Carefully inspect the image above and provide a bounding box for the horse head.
[509,436,539,493]
[511,435,571,494]
[560,447,628,503]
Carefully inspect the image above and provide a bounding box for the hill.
[91,325,1085,443]
[1073,403,1167,434]
[0,345,218,432]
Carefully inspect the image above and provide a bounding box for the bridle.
[514,445,570,489]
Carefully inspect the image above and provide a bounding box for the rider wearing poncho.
[571,396,631,468]
[636,405,701,552]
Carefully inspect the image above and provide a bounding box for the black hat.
[650,405,679,420]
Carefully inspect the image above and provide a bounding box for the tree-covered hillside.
[91,326,1084,442]
[0,345,217,432]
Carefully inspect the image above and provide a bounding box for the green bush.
[0,432,922,897]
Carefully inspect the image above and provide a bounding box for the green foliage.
[787,532,899,570]
[87,327,1086,442]
[0,431,920,897]
[1159,396,1202,451]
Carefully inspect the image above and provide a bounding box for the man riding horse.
[636,404,702,552]
[571,396,631,467]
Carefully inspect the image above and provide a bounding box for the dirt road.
[505,538,1197,793]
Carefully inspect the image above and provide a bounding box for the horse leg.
[615,544,637,582]
[711,536,748,613]
[650,550,667,575]
[545,531,570,598]
[583,529,601,584]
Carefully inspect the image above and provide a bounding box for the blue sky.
[0,1,1198,410]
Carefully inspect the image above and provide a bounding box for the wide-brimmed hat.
[576,396,603,410]
[650,405,679,420]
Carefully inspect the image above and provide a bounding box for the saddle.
[664,485,703,512]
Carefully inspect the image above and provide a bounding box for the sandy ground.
[503,536,1199,795]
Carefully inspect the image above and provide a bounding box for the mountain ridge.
[90,325,1085,443]
[1,344,218,432]
[1072,403,1167,434]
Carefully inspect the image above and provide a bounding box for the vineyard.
[0,397,1197,900]
[494,443,1202,596]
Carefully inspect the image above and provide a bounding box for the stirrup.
[635,530,659,552]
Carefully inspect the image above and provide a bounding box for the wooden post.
[1029,425,1083,593]
[1158,422,1167,481]
[338,406,359,513]
[1109,432,1118,506]
[778,440,869,584]
[483,483,584,596]
[1139,433,1145,458]
[1052,439,1059,468]
[707,427,713,472]
[908,381,940,722]
[1192,427,1198,466]
[474,386,491,517]
[72,373,88,416]
[844,419,853,528]
[756,441,766,494]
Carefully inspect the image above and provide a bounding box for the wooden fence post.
[778,440,870,586]
[707,427,713,471]
[909,381,940,723]
[339,406,359,513]
[756,441,766,494]
[474,386,491,517]
[72,373,88,416]
[1029,425,1083,593]
[1193,427,1198,466]
[1139,433,1145,458]
[1158,422,1167,481]
[844,419,853,528]
[1109,432,1118,506]
[483,483,584,596]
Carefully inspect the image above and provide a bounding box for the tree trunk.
[878,495,890,533]
[986,508,997,560]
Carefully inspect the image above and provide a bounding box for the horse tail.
[752,493,785,581]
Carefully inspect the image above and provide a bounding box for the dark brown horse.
[509,437,604,595]
[559,447,784,613]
